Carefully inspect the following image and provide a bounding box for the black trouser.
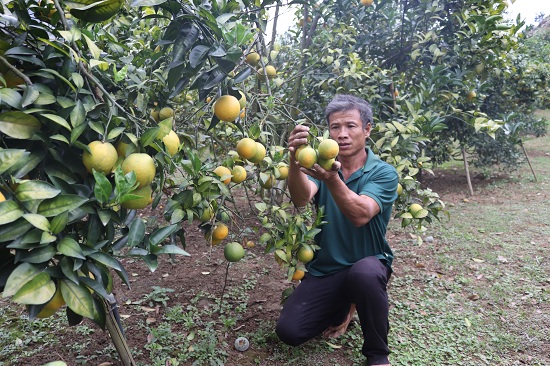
[276,256,392,365]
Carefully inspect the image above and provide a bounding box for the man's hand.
[299,161,341,182]
[288,124,310,160]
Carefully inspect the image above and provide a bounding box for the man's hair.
[324,94,373,128]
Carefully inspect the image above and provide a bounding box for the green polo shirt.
[307,148,398,276]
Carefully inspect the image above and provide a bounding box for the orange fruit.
[294,144,308,159]
[212,223,229,240]
[121,153,156,188]
[200,207,214,222]
[236,138,258,160]
[36,285,65,319]
[213,95,241,121]
[224,242,245,262]
[0,191,5,202]
[159,107,174,121]
[257,65,277,81]
[466,91,476,100]
[121,185,153,209]
[246,240,255,248]
[231,165,247,183]
[82,141,118,175]
[162,130,180,157]
[396,183,403,195]
[276,164,289,180]
[150,108,160,122]
[297,147,318,169]
[205,231,223,246]
[245,52,260,66]
[360,0,373,6]
[318,157,336,171]
[292,270,305,281]
[239,109,246,119]
[409,203,423,215]
[248,142,266,164]
[214,166,232,184]
[297,245,314,263]
[317,139,339,159]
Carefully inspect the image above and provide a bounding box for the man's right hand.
[288,124,310,160]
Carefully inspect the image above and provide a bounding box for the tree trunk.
[104,294,136,366]
[462,147,474,196]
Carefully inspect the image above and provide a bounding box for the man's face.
[328,109,371,159]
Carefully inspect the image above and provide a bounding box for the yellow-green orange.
[159,107,174,121]
[231,165,247,183]
[466,91,476,100]
[397,183,403,195]
[245,52,260,66]
[259,174,276,189]
[276,164,289,180]
[236,138,258,160]
[214,166,232,184]
[150,108,160,122]
[213,95,241,121]
[257,65,277,81]
[224,242,245,262]
[162,130,180,156]
[294,144,308,159]
[0,191,5,202]
[121,185,153,209]
[318,139,339,159]
[200,207,214,222]
[36,285,65,319]
[82,141,118,175]
[297,245,314,263]
[122,153,156,188]
[409,203,423,215]
[318,157,336,171]
[248,142,266,164]
[297,147,318,169]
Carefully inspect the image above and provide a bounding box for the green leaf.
[149,224,178,246]
[41,113,71,131]
[93,171,112,205]
[0,217,32,242]
[2,262,43,297]
[130,0,167,6]
[87,252,122,271]
[140,127,159,147]
[57,237,86,260]
[0,88,22,109]
[60,280,95,319]
[0,111,41,139]
[0,200,24,225]
[11,272,55,305]
[60,257,79,284]
[114,65,128,83]
[107,126,126,140]
[71,73,84,89]
[189,45,210,68]
[21,85,40,108]
[18,245,56,264]
[142,254,158,272]
[153,244,190,256]
[22,213,51,231]
[38,194,88,217]
[0,149,29,174]
[16,180,61,201]
[50,211,69,234]
[128,217,145,247]
[70,100,86,127]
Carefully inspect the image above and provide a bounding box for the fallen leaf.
[468,293,480,301]
[162,273,169,278]
[140,306,156,312]
[146,317,156,324]
[325,341,342,349]
[497,255,508,263]
[472,258,485,263]
[131,273,139,277]
[201,271,210,275]
[464,318,471,328]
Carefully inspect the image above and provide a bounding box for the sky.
[506,0,550,25]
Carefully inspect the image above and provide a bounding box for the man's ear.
[364,123,372,138]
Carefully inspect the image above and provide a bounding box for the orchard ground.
[1,116,549,366]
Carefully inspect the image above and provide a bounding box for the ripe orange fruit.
[276,164,289,180]
[214,166,232,184]
[82,141,118,175]
[121,153,156,187]
[205,231,223,246]
[245,52,260,66]
[213,95,241,121]
[248,142,266,164]
[360,0,373,6]
[297,245,314,263]
[297,147,318,169]
[294,144,308,159]
[212,223,229,240]
[224,242,245,262]
[246,240,255,248]
[36,285,65,319]
[231,165,247,183]
[396,183,403,195]
[121,185,153,209]
[409,203,423,215]
[317,139,339,159]
[0,191,5,202]
[257,65,277,81]
[292,269,305,281]
[162,130,180,157]
[159,107,174,121]
[466,91,476,100]
[240,109,246,119]
[236,138,258,160]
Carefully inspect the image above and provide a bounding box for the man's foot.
[322,304,356,338]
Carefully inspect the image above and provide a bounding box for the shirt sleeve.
[359,163,398,213]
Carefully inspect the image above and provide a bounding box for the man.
[276,94,398,366]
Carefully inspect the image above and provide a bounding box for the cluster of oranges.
[296,138,339,171]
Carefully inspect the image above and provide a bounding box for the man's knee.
[348,257,389,290]
[275,318,305,347]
